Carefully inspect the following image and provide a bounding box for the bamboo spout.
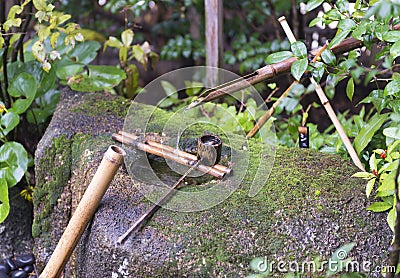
[39,145,126,278]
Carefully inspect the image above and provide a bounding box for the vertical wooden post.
[205,0,223,87]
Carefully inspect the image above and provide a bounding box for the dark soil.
[0,187,34,259]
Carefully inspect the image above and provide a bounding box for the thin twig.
[291,0,299,40]
[387,159,400,278]
[0,0,8,106]
[265,0,282,40]
[312,42,328,63]
[2,35,11,108]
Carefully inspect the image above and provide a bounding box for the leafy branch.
[387,159,400,278]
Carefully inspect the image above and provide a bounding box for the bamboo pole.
[278,16,365,172]
[186,24,400,109]
[246,81,297,138]
[246,43,329,139]
[112,133,226,179]
[118,131,231,174]
[39,145,126,278]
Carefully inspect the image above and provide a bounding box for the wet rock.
[33,90,392,277]
[0,263,10,274]
[10,270,27,278]
[5,258,16,272]
[14,254,35,268]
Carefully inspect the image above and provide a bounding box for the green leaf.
[103,36,123,51]
[8,73,37,114]
[32,41,46,63]
[352,172,375,179]
[157,97,176,109]
[57,64,85,81]
[388,140,400,154]
[0,142,28,188]
[0,112,20,137]
[359,89,388,113]
[327,243,355,276]
[379,160,400,173]
[309,17,322,27]
[310,61,325,82]
[388,207,396,232]
[367,202,392,212]
[24,61,56,98]
[56,14,71,25]
[346,78,355,101]
[337,18,356,30]
[369,154,378,174]
[33,0,47,11]
[291,41,308,58]
[68,41,101,65]
[321,49,336,66]
[161,81,177,97]
[306,0,324,12]
[354,113,389,154]
[27,89,60,124]
[7,5,23,20]
[68,65,126,92]
[352,21,367,40]
[265,51,293,64]
[329,30,351,49]
[384,127,400,140]
[384,80,400,96]
[125,64,139,99]
[383,31,400,42]
[390,40,400,59]
[291,58,308,81]
[3,18,22,32]
[121,29,134,47]
[131,45,146,66]
[0,179,10,223]
[119,46,128,63]
[184,81,204,96]
[366,178,376,197]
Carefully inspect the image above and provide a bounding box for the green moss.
[32,134,72,238]
[70,93,131,118]
[134,143,362,274]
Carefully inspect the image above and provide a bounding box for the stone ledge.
[33,90,391,277]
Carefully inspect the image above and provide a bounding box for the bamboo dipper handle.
[39,145,126,278]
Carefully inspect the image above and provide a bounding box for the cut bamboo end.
[278,16,296,44]
[39,145,125,278]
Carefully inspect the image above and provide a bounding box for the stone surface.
[33,89,392,277]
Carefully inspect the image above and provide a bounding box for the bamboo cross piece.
[112,131,231,179]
